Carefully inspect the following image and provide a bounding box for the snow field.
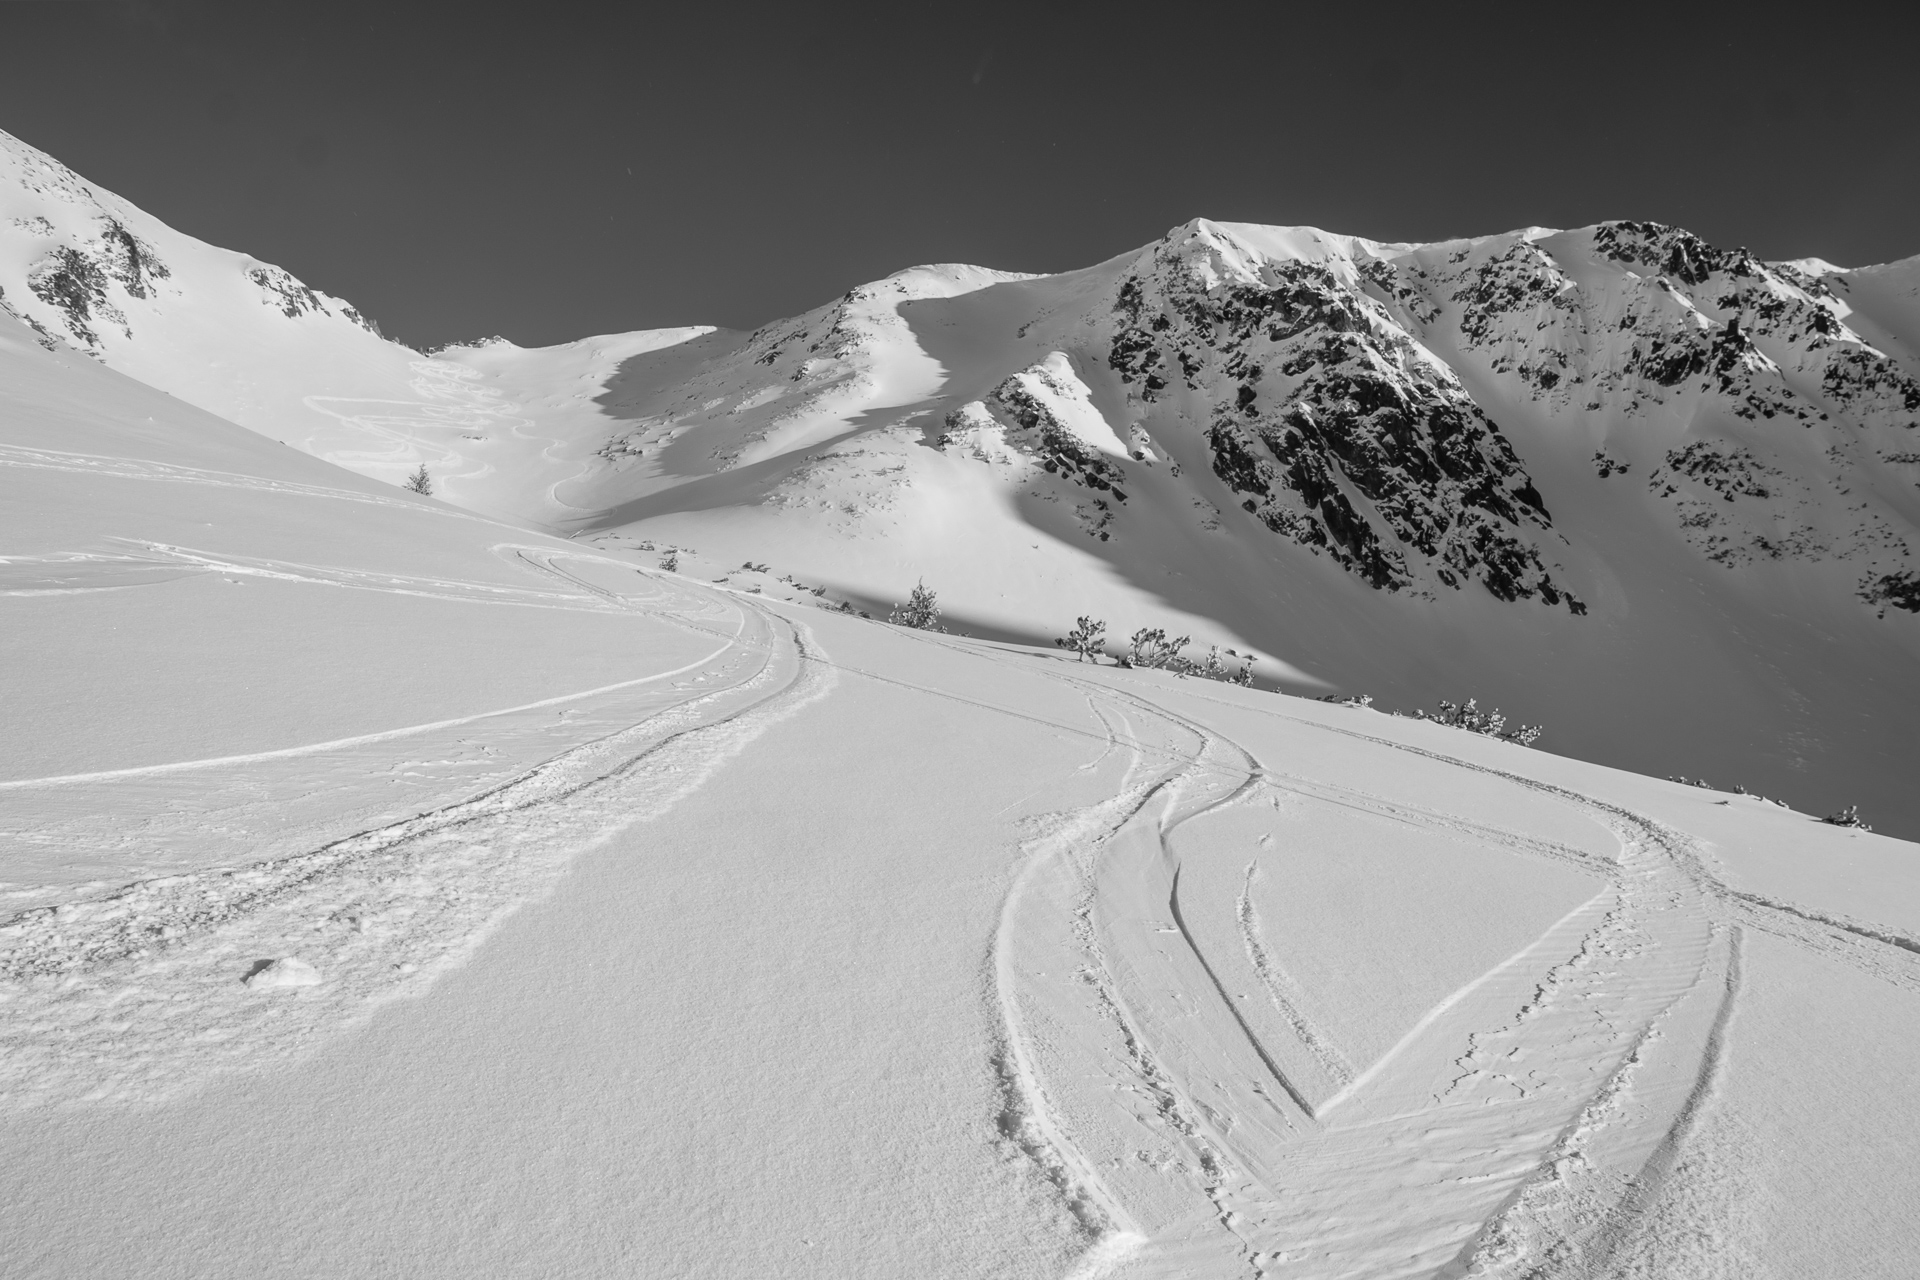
[5,572,1920,1274]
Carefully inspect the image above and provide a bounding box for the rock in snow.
[242,957,323,989]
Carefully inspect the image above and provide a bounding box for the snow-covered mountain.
[4,126,1916,836]
[0,127,711,522]
[8,127,1920,1276]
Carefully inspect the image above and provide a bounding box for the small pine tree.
[888,580,943,630]
[403,463,433,495]
[1056,616,1107,662]
[1126,628,1190,669]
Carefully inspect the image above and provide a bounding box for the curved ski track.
[0,560,835,1106]
[972,652,1920,1279]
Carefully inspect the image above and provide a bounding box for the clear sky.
[4,0,1915,350]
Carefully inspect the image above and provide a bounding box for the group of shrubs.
[1671,776,1873,830]
[1314,692,1541,745]
[880,581,1883,830]
[1051,616,1255,686]
[1415,697,1544,746]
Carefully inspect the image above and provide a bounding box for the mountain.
[0,128,712,523]
[6,129,1920,1276]
[7,291,1920,1278]
[4,127,1917,837]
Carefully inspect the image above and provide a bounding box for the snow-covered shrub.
[888,581,943,630]
[658,550,679,572]
[1820,805,1872,831]
[403,463,433,495]
[1318,693,1374,707]
[1056,616,1107,662]
[1418,697,1542,746]
[1127,627,1190,669]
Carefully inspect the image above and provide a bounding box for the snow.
[4,128,1920,1276]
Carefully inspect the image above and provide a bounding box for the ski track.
[1235,862,1355,1098]
[0,565,836,1107]
[0,442,510,526]
[968,648,1920,1279]
[5,569,1916,1269]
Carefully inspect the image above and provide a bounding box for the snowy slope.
[551,221,1920,838]
[4,126,1916,838]
[6,242,1920,1276]
[0,127,710,517]
[0,304,758,899]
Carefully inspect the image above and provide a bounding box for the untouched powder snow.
[5,270,1920,1276]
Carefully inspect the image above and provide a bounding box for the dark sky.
[4,1,1915,350]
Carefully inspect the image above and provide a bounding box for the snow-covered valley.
[4,126,1919,1276]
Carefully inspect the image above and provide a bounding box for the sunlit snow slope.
[4,126,1917,837]
[5,292,1920,1276]
[0,127,711,523]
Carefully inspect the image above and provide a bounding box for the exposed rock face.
[985,354,1129,498]
[574,215,1918,621]
[1101,225,1575,606]
[5,113,1914,623]
[0,128,391,358]
[24,219,169,346]
[1331,219,1919,609]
